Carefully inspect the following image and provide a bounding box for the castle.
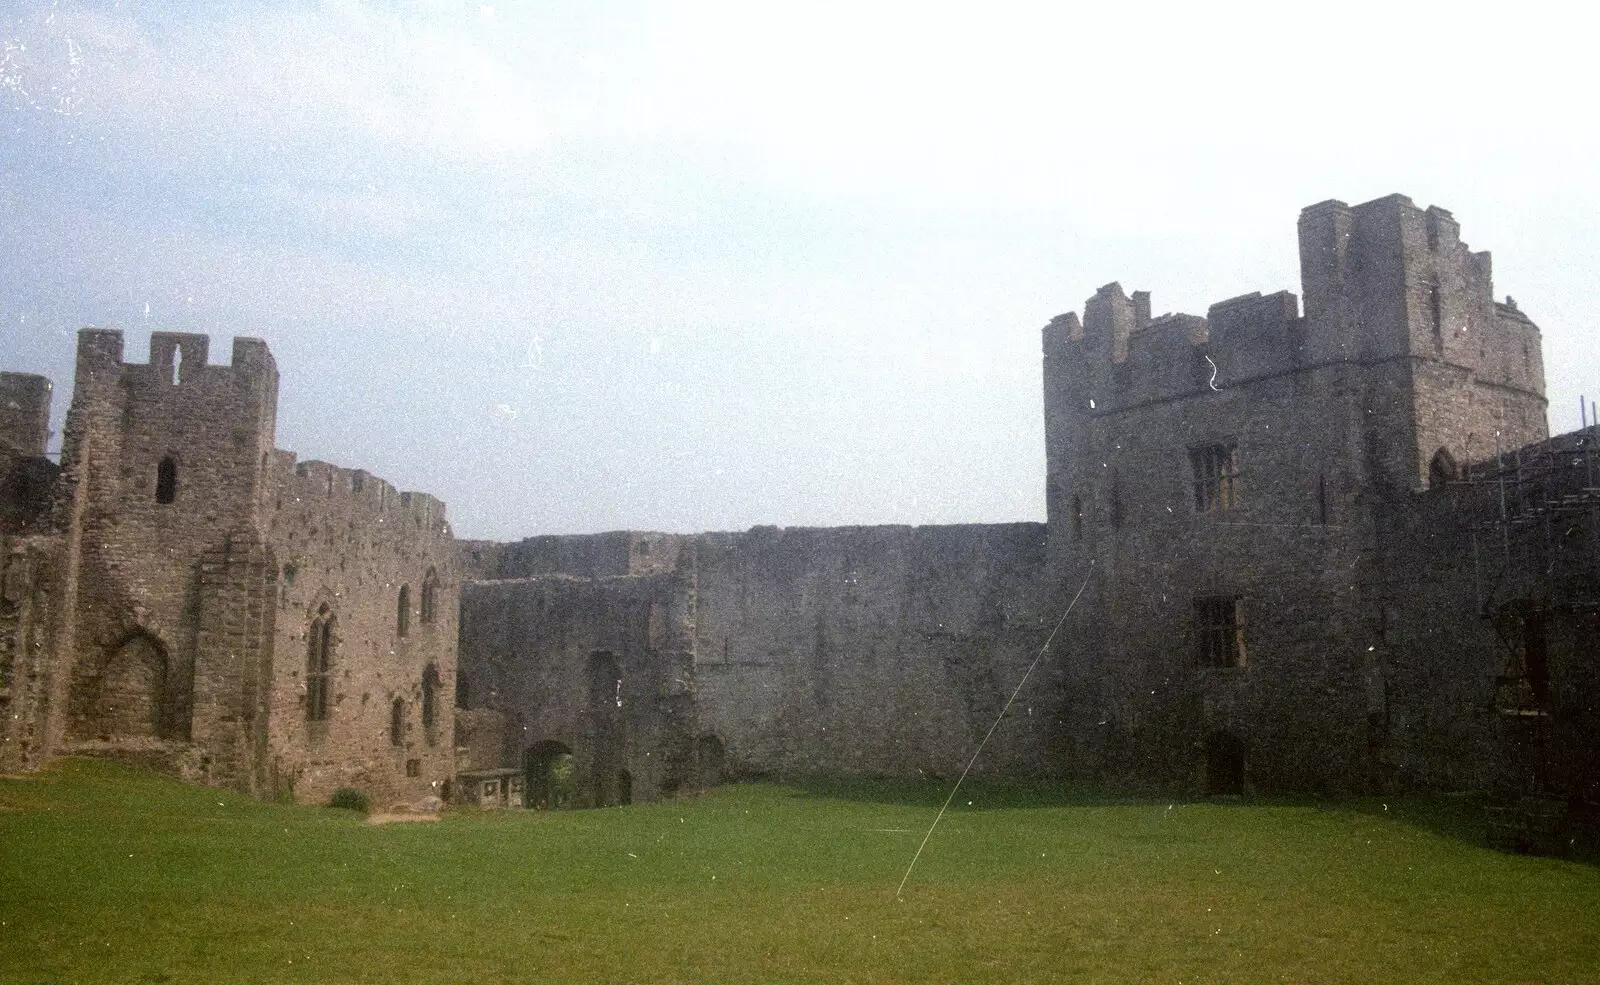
[2,193,1595,812]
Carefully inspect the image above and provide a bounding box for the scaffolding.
[1459,427,1600,831]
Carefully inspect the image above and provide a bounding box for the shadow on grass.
[768,776,1600,864]
[777,775,1210,811]
[1335,793,1600,865]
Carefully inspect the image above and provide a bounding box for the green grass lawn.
[2,760,1597,984]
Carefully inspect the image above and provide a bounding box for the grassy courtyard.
[2,760,1597,984]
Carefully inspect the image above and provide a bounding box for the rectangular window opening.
[1195,596,1246,668]
[1190,442,1240,513]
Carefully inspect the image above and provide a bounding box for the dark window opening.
[1428,447,1459,488]
[1108,467,1124,530]
[396,585,411,637]
[1316,473,1329,525]
[405,758,421,778]
[421,664,440,745]
[1195,596,1245,668]
[306,606,333,723]
[420,569,439,624]
[390,698,405,747]
[1427,276,1443,353]
[1190,443,1239,513]
[455,670,469,710]
[1523,610,1550,707]
[1204,731,1245,795]
[155,457,177,504]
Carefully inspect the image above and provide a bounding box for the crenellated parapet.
[1043,282,1306,417]
[0,373,53,459]
[71,330,278,410]
[1043,194,1550,532]
[268,453,451,537]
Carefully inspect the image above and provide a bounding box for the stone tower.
[1297,194,1546,492]
[55,330,280,786]
[1040,195,1549,794]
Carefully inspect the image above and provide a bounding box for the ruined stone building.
[1,333,458,806]
[3,192,1595,812]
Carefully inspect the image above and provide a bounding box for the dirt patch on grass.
[365,812,441,825]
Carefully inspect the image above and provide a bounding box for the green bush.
[327,787,371,814]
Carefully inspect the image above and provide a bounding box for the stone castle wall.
[457,523,1061,796]
[0,533,66,773]
[694,523,1057,781]
[262,455,461,806]
[459,570,695,805]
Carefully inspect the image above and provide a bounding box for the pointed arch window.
[420,568,439,625]
[155,457,177,504]
[421,664,441,746]
[396,585,411,638]
[306,605,334,723]
[390,698,405,747]
[1428,447,1459,488]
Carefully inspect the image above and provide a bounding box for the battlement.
[74,329,277,388]
[0,373,53,458]
[1044,194,1545,415]
[272,452,449,532]
[1045,281,1306,411]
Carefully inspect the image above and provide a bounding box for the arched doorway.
[1428,447,1460,488]
[524,740,574,810]
[1204,731,1246,796]
[72,632,186,741]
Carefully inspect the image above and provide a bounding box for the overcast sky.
[3,1,1595,540]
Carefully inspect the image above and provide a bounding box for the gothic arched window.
[420,568,439,624]
[306,605,334,723]
[421,664,441,746]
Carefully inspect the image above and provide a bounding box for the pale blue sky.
[3,0,1595,539]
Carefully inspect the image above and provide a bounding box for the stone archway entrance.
[524,740,574,809]
[70,632,188,742]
